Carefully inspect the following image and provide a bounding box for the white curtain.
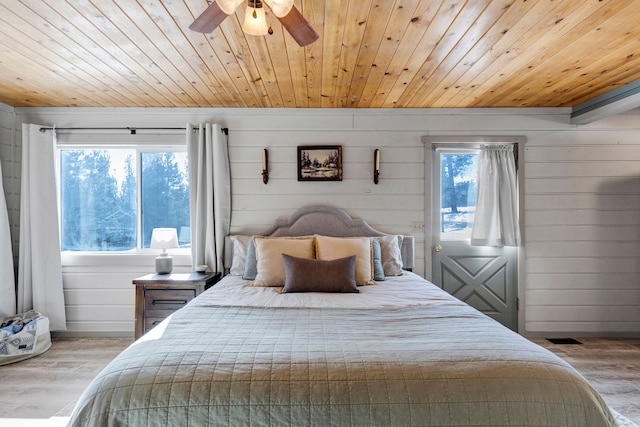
[17,124,66,330]
[187,123,231,273]
[470,144,521,247]
[0,159,16,317]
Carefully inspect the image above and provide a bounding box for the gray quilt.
[69,281,616,426]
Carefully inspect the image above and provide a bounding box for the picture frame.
[297,145,342,181]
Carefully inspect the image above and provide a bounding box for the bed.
[68,206,617,426]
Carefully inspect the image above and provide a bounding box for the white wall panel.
[526,177,640,194]
[526,194,640,210]
[525,145,640,162]
[0,103,18,264]
[526,161,640,178]
[527,306,639,323]
[65,305,134,335]
[526,241,640,258]
[526,210,640,226]
[524,118,640,336]
[64,289,134,306]
[5,106,640,337]
[62,272,143,288]
[526,290,639,306]
[232,194,424,213]
[526,257,640,274]
[527,273,640,290]
[526,225,639,241]
[58,271,141,334]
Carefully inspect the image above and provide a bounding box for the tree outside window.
[440,153,478,240]
[60,149,190,252]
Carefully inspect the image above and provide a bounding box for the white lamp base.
[155,254,173,274]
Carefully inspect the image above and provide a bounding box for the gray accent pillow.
[229,235,250,275]
[375,235,404,276]
[282,254,359,293]
[242,237,258,280]
[372,238,385,281]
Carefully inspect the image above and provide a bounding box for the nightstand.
[132,272,221,339]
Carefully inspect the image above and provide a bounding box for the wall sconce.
[373,149,380,184]
[262,148,269,184]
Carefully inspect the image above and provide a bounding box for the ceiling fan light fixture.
[216,0,243,15]
[190,0,317,46]
[242,1,269,36]
[263,0,294,18]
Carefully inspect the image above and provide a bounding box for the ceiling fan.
[189,0,319,47]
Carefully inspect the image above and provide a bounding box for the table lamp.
[150,228,178,274]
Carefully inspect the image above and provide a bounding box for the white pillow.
[229,235,251,276]
[376,235,404,276]
[252,236,316,287]
[315,235,374,286]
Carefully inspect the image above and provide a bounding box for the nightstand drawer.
[145,316,168,333]
[144,289,195,315]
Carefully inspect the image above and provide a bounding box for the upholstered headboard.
[224,205,414,271]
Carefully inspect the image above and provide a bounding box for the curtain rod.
[39,126,229,135]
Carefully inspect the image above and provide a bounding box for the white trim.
[571,79,640,125]
[56,135,190,263]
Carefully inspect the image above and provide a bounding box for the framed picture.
[297,145,342,181]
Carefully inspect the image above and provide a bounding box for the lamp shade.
[150,228,179,250]
[216,0,244,15]
[242,4,269,35]
[263,0,294,18]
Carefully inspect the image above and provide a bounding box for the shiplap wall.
[4,106,640,337]
[523,115,640,336]
[0,103,18,268]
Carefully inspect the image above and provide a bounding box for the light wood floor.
[0,337,133,426]
[532,337,640,425]
[0,337,638,425]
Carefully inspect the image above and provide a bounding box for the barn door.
[431,147,518,331]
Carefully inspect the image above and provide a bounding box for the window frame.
[435,147,480,242]
[56,134,191,268]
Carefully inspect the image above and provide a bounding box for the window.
[439,150,479,241]
[59,147,190,252]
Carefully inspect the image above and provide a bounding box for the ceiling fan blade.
[189,2,229,33]
[276,5,319,47]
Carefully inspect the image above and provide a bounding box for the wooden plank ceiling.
[0,0,639,109]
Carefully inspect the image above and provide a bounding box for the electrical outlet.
[412,221,424,231]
